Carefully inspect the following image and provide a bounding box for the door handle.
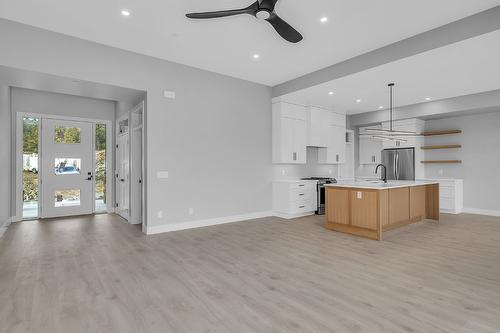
[86,172,93,181]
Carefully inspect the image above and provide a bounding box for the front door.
[40,119,94,218]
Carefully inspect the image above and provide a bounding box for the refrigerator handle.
[395,152,400,180]
[393,154,396,180]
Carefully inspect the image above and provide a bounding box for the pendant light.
[360,83,421,141]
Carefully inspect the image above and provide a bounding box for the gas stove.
[301,177,337,184]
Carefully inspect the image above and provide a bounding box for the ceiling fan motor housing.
[256,9,272,20]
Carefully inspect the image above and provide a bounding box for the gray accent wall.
[0,19,273,229]
[0,85,11,227]
[424,111,500,212]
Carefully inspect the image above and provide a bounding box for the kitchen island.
[325,180,440,240]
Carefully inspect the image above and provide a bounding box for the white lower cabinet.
[272,180,317,219]
[420,179,463,214]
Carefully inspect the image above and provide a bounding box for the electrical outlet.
[188,208,194,215]
[357,192,363,199]
[439,169,444,176]
[157,171,169,179]
[157,211,163,219]
[328,169,333,175]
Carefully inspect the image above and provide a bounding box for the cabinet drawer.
[439,186,455,198]
[289,189,314,202]
[289,182,316,191]
[289,202,315,214]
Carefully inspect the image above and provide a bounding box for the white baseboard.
[146,211,274,235]
[0,217,13,238]
[462,208,500,217]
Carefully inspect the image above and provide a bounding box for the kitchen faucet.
[375,164,387,183]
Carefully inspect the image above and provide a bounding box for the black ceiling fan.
[185,0,303,43]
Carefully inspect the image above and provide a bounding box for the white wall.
[0,85,11,228]
[0,19,272,231]
[12,87,115,121]
[424,111,500,212]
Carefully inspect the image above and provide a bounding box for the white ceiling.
[0,0,499,86]
[279,29,500,114]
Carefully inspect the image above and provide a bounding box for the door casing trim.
[15,112,113,220]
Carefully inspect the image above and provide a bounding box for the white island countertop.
[325,180,439,190]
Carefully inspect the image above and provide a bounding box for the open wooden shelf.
[422,130,462,136]
[421,160,462,164]
[421,144,462,150]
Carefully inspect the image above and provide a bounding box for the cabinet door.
[307,107,329,147]
[318,125,345,164]
[360,137,382,164]
[293,118,307,164]
[335,129,346,164]
[279,117,295,163]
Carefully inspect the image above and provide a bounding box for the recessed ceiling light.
[121,10,131,17]
[378,106,384,109]
[253,54,260,59]
[356,99,362,103]
[425,97,432,101]
[320,17,328,23]
[328,91,334,95]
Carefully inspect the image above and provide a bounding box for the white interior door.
[41,119,94,218]
[116,133,130,219]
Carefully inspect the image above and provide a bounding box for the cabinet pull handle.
[336,154,339,162]
[299,206,305,208]
[298,184,305,187]
[299,193,305,196]
[293,152,297,161]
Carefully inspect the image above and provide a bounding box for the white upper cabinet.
[272,102,307,164]
[306,106,330,147]
[317,112,347,164]
[359,137,382,164]
[359,126,382,165]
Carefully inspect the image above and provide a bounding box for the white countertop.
[326,180,439,190]
[272,179,318,183]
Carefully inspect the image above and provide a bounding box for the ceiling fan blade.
[186,1,259,19]
[266,13,303,43]
[258,0,279,12]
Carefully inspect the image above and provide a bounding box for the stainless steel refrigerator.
[381,148,415,181]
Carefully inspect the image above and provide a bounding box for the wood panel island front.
[325,181,440,240]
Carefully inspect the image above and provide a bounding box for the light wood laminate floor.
[1,213,500,333]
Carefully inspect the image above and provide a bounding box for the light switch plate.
[163,90,176,99]
[157,171,169,179]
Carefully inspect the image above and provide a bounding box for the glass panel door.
[40,119,93,218]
